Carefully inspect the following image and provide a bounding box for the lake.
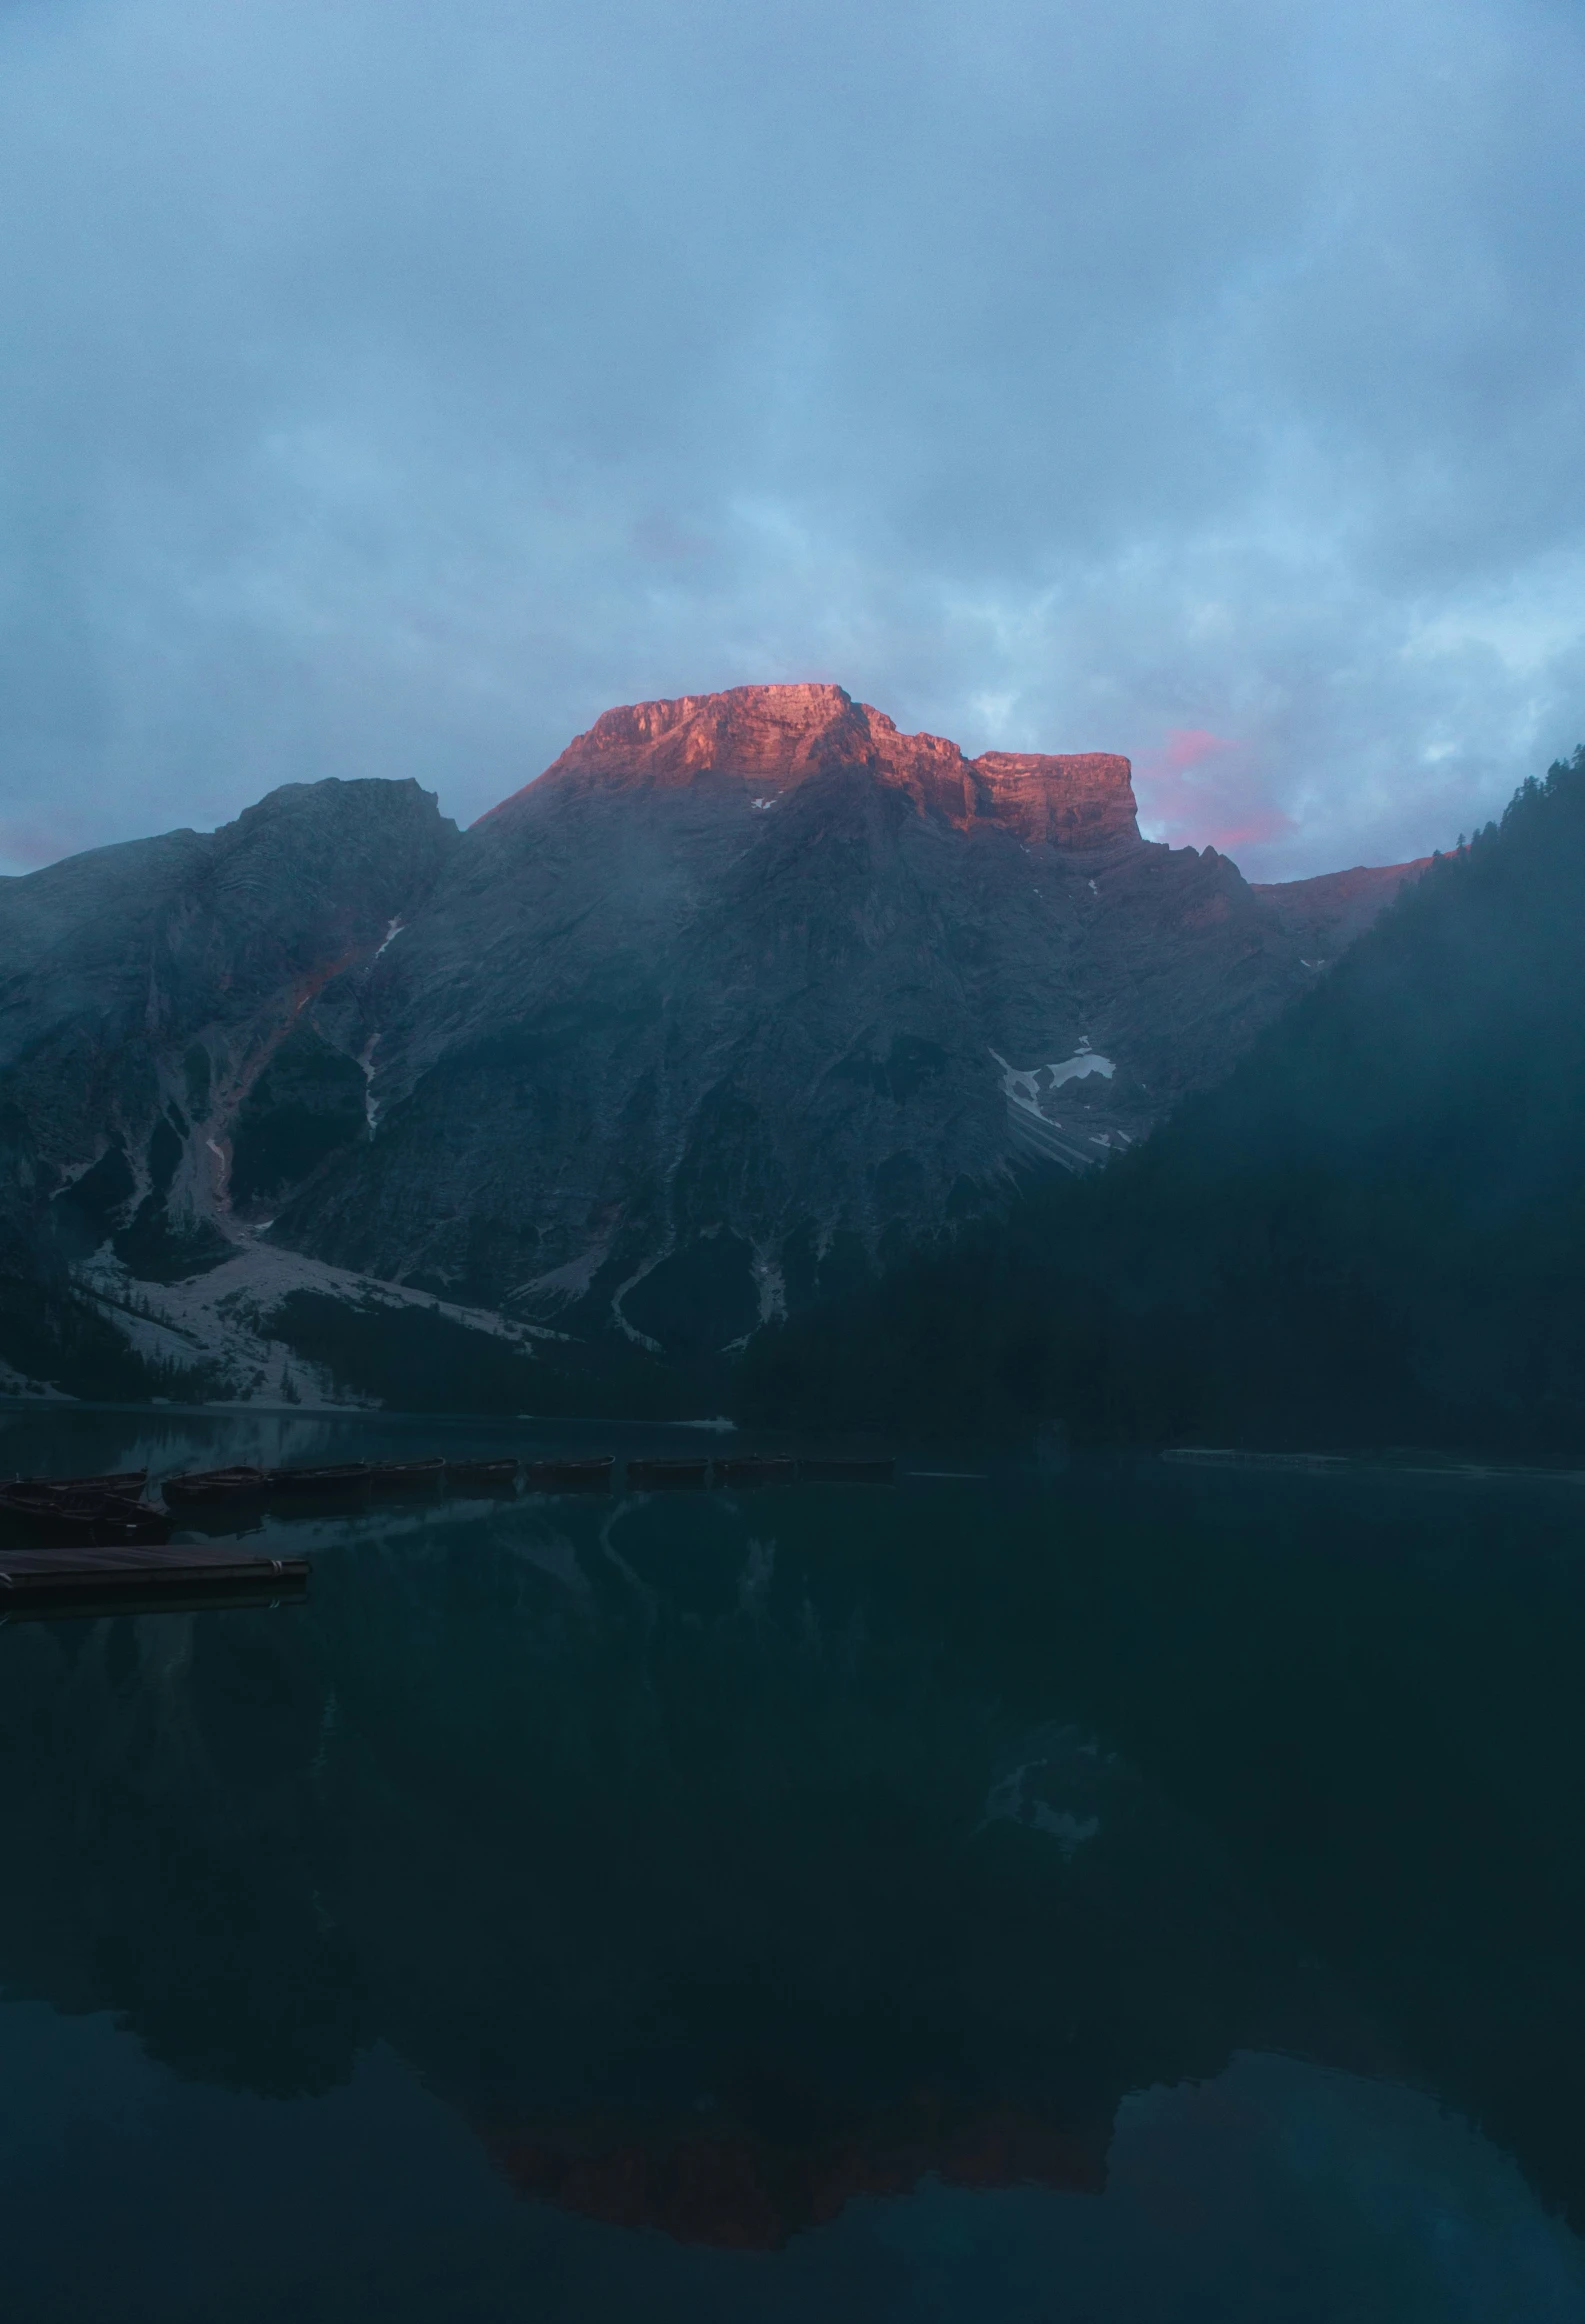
[2,1406,1584,2322]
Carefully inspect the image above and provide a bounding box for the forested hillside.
[742,751,1585,1453]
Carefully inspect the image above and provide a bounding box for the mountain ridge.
[489,682,1144,854]
[0,685,1427,1402]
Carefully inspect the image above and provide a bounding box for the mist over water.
[2,1409,1584,2318]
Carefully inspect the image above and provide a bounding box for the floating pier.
[0,1545,310,1619]
[0,1446,905,1620]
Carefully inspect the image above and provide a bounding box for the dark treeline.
[0,1274,220,1405]
[740,749,1585,1454]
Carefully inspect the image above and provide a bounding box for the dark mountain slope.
[0,779,458,1381]
[274,685,1399,1354]
[0,685,1423,1401]
[1252,858,1430,956]
[741,750,1585,1453]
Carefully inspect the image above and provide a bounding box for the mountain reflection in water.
[1,1410,1584,2319]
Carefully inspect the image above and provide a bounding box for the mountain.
[743,750,1585,1454]
[0,778,459,1394]
[0,684,1422,1402]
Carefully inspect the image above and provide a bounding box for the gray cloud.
[1,0,1583,876]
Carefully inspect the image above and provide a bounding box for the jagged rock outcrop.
[0,685,1425,1381]
[511,682,1142,851]
[0,779,459,1294]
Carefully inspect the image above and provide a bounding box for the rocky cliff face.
[0,686,1424,1388]
[0,779,458,1297]
[509,682,1142,852]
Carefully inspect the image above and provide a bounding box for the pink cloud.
[1133,728,1295,856]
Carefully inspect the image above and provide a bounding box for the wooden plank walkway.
[0,1544,309,1618]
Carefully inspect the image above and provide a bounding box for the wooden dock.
[0,1545,310,1619]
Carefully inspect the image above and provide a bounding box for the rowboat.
[798,1457,896,1484]
[0,1487,173,1547]
[265,1463,371,1501]
[714,1456,797,1488]
[160,1466,268,1509]
[523,1457,614,1492]
[11,1469,148,1499]
[443,1458,520,1489]
[367,1458,446,1492]
[626,1458,708,1491]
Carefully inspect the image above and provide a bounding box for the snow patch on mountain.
[990,1045,1123,1175]
[359,1035,381,1134]
[990,1044,1117,1118]
[64,1232,554,1407]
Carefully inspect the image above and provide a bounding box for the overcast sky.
[2,0,1583,879]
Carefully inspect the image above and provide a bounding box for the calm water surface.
[2,1407,1584,2322]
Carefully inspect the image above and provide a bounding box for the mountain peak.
[489,683,1141,851]
[537,682,872,789]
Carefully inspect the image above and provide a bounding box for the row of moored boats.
[0,1452,894,1547]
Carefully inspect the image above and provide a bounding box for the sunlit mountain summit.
[0,685,1421,1403]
